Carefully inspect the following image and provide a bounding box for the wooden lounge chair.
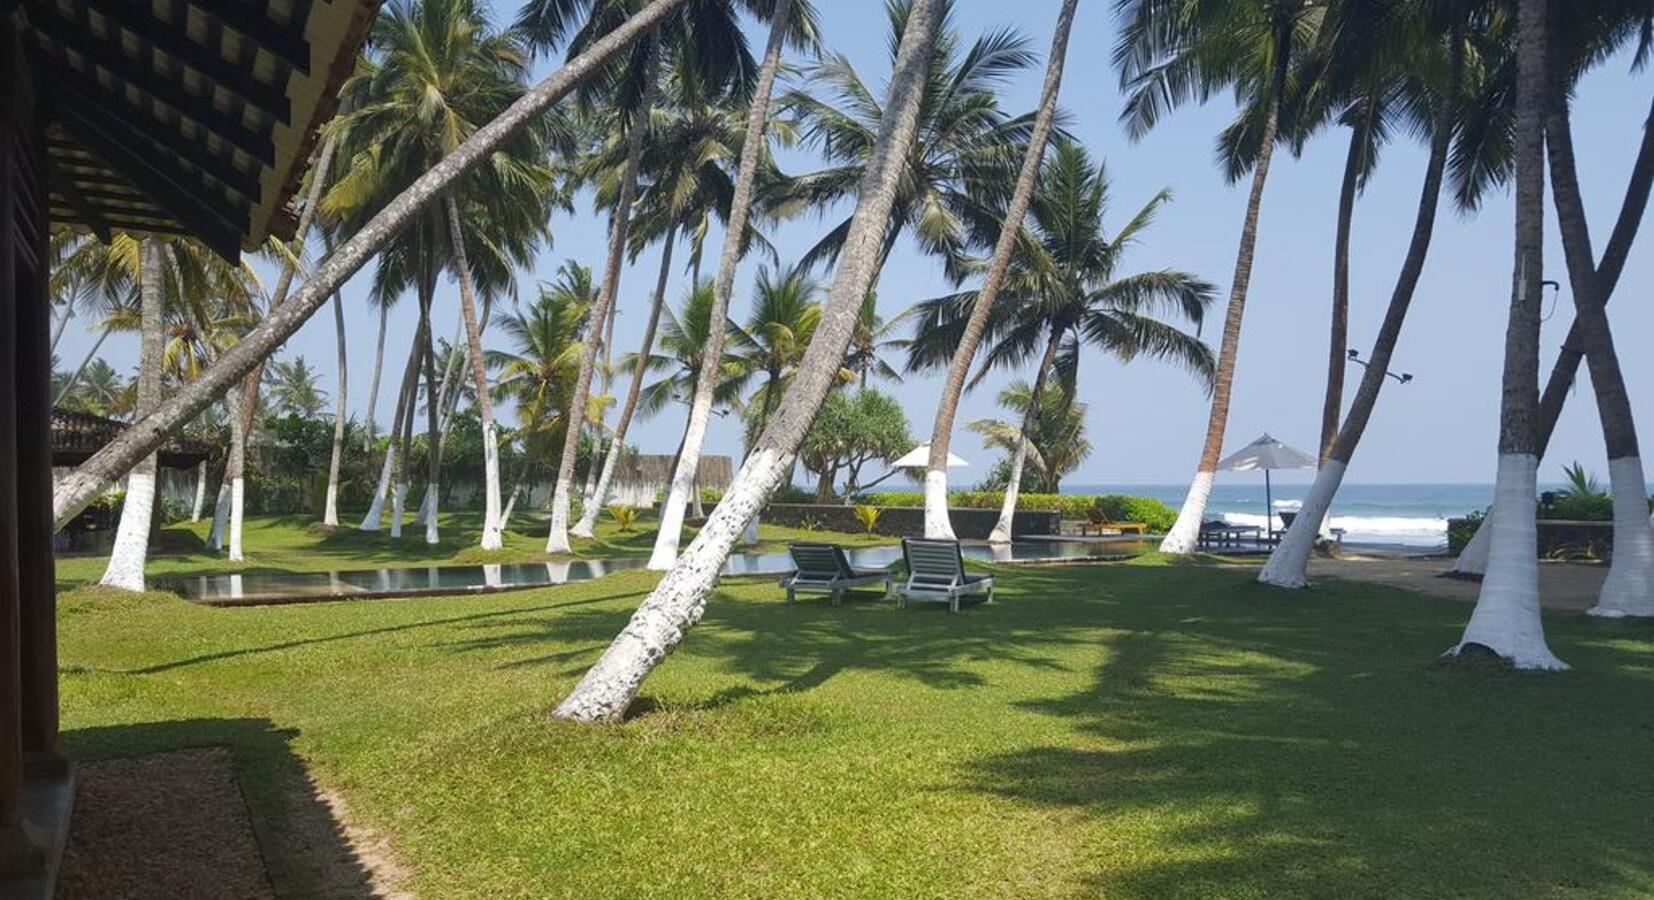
[896,538,995,614]
[781,542,891,606]
[1085,508,1146,535]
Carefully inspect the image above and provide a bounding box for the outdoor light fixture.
[1347,348,1414,384]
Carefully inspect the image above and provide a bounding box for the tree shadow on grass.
[62,718,400,899]
[949,566,1654,898]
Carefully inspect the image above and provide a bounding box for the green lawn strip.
[55,556,1654,898]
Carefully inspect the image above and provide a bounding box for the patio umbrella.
[889,442,969,469]
[1217,433,1317,533]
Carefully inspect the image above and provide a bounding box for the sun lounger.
[896,538,995,614]
[781,542,891,606]
[1083,508,1146,536]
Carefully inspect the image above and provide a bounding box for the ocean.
[1061,482,1555,549]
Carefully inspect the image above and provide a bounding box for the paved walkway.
[1305,556,1609,612]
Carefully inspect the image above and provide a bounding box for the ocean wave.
[1219,512,1447,545]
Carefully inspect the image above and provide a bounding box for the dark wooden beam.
[51,78,263,203]
[54,185,157,208]
[45,159,110,243]
[65,6,292,121]
[57,108,245,260]
[177,0,312,75]
[28,14,276,165]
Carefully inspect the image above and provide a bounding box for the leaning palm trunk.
[445,196,505,548]
[190,460,208,522]
[924,0,1078,540]
[324,291,349,527]
[1160,34,1291,554]
[546,54,659,554]
[649,0,793,569]
[391,356,419,539]
[363,303,388,452]
[1260,27,1463,588]
[575,228,676,537]
[362,332,424,531]
[554,0,943,722]
[1453,91,1654,576]
[1451,0,1564,669]
[1548,103,1654,617]
[1320,119,1366,463]
[99,239,165,591]
[420,281,443,545]
[989,329,1062,544]
[52,0,694,530]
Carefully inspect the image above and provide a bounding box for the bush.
[607,505,639,532]
[1448,509,1486,552]
[852,505,882,533]
[851,490,1175,531]
[1089,495,1178,533]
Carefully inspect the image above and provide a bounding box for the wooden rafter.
[174,0,312,74]
[46,157,110,242]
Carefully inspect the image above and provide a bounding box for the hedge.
[852,491,1177,533]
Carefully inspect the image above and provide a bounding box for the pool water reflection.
[158,539,1148,606]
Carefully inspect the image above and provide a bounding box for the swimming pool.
[157,539,1147,606]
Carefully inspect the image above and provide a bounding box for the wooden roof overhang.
[51,407,211,468]
[13,0,381,260]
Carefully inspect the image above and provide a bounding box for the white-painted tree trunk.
[1589,455,1654,616]
[923,470,955,539]
[324,291,348,528]
[228,475,246,562]
[1453,511,1492,574]
[100,239,165,592]
[190,461,208,522]
[1452,454,1566,668]
[554,0,942,722]
[390,484,408,538]
[363,304,388,453]
[444,196,504,549]
[1159,470,1215,555]
[208,482,230,550]
[1258,460,1346,588]
[424,486,441,545]
[988,443,1027,545]
[360,446,395,531]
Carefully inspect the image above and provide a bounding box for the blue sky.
[56,1,1654,487]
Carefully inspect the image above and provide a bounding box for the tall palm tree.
[53,0,698,532]
[1114,0,1324,553]
[554,0,945,721]
[968,380,1091,494]
[268,356,331,418]
[1451,0,1564,669]
[98,240,164,592]
[1260,0,1473,587]
[521,0,758,554]
[845,291,910,388]
[327,0,560,547]
[910,141,1215,543]
[325,285,350,528]
[913,0,1077,540]
[648,0,819,570]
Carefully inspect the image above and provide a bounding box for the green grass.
[56,535,1654,898]
[54,510,888,589]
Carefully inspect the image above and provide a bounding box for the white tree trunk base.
[207,483,230,550]
[390,484,408,538]
[1259,461,1346,588]
[1160,470,1216,555]
[988,442,1028,545]
[191,462,208,522]
[545,481,574,553]
[1451,454,1568,669]
[360,449,396,532]
[1588,455,1654,617]
[648,472,695,571]
[1452,512,1492,576]
[228,476,246,562]
[100,463,158,592]
[923,469,955,539]
[554,448,789,722]
[479,425,504,550]
[425,493,440,545]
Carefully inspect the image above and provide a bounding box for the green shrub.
[852,505,882,533]
[1089,495,1178,533]
[607,504,639,532]
[852,490,1174,530]
[1448,509,1486,552]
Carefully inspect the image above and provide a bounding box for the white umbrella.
[1218,433,1317,532]
[889,442,968,469]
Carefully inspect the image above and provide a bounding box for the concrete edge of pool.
[153,539,1155,608]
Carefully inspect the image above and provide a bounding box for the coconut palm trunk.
[1453,91,1654,575]
[988,327,1063,544]
[52,0,694,530]
[324,291,349,527]
[575,227,676,537]
[1159,28,1291,554]
[546,52,659,554]
[444,196,506,548]
[1452,0,1565,669]
[362,331,423,531]
[1547,103,1654,617]
[1259,21,1464,588]
[419,275,443,545]
[415,312,468,527]
[923,0,1078,540]
[1320,119,1366,463]
[190,460,208,522]
[553,0,943,722]
[98,239,165,591]
[649,0,793,569]
[363,303,388,453]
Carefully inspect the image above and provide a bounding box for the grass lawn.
[54,511,888,589]
[56,534,1654,898]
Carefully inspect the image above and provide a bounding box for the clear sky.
[55,1,1654,488]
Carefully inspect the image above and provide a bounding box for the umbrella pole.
[1265,469,1273,539]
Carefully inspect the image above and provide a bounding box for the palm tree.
[845,291,910,388]
[648,0,818,570]
[268,356,330,418]
[554,0,945,721]
[968,380,1091,494]
[1260,0,1473,587]
[52,0,697,531]
[1450,0,1564,669]
[913,0,1077,540]
[521,0,758,555]
[98,239,164,592]
[1114,0,1324,554]
[327,0,560,548]
[910,141,1215,543]
[58,359,126,417]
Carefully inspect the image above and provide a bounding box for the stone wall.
[761,503,1060,539]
